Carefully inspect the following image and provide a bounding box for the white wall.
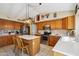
[35,10,75,22]
[74,14,79,41]
[75,15,79,36]
[0,3,75,22]
[75,15,79,30]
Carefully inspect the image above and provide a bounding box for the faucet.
[66,30,74,36]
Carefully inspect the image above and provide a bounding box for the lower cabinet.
[48,36,60,47]
[0,36,13,47]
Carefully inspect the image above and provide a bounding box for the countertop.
[18,35,40,40]
[52,36,79,56]
[0,33,17,36]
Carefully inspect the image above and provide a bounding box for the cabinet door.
[55,20,62,29]
[36,23,40,30]
[7,21,11,29]
[62,17,68,29]
[14,22,20,29]
[50,20,56,29]
[0,36,13,47]
[36,22,47,30]
[10,21,14,30]
[67,16,75,29]
[0,20,3,29]
[46,21,51,25]
[0,37,3,47]
[40,22,47,30]
[48,36,60,47]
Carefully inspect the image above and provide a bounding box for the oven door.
[41,35,49,40]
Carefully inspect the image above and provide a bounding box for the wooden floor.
[0,44,53,56]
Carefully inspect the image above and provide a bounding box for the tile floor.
[0,44,53,56]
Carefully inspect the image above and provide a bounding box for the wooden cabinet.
[5,21,11,29]
[36,22,47,30]
[62,17,68,29]
[9,21,14,30]
[62,16,75,29]
[14,22,21,29]
[55,20,62,29]
[0,19,24,30]
[48,36,60,47]
[0,20,3,29]
[39,22,47,30]
[21,36,40,55]
[50,20,56,29]
[0,37,3,47]
[46,21,51,25]
[67,16,75,29]
[0,36,13,47]
[36,23,40,30]
[50,20,62,29]
[36,15,75,30]
[36,19,62,30]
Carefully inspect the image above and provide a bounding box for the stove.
[41,32,51,40]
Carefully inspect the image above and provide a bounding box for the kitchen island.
[52,36,79,56]
[18,35,41,56]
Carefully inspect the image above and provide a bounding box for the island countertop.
[18,35,40,55]
[18,35,40,40]
[52,36,79,56]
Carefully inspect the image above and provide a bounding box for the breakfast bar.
[18,35,41,56]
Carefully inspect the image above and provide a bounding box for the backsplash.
[51,30,67,36]
[0,29,20,35]
[38,30,68,36]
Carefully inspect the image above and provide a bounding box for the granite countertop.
[52,36,79,56]
[50,33,67,36]
[18,35,40,40]
[0,33,16,36]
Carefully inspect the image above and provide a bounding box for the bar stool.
[16,37,29,55]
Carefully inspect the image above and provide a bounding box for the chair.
[12,36,19,55]
[16,37,29,55]
[12,36,17,52]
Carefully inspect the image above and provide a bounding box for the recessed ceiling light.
[39,3,42,5]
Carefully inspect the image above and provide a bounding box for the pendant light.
[24,3,33,24]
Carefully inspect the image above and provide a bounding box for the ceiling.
[0,3,76,21]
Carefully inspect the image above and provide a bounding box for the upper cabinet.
[55,20,62,29]
[35,15,75,30]
[67,16,75,29]
[50,19,62,29]
[0,20,4,29]
[14,22,21,30]
[36,22,47,30]
[50,20,56,29]
[62,17,68,29]
[62,16,75,29]
[0,19,24,30]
